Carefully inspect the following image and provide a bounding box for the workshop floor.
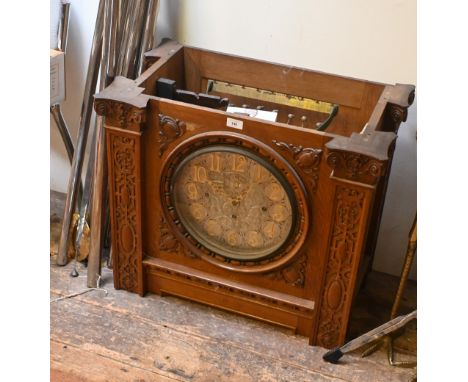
[50,192,416,382]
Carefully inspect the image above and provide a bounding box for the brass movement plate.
[208,80,334,114]
[172,146,295,260]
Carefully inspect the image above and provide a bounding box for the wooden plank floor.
[50,192,416,382]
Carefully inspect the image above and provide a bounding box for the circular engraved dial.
[171,146,296,261]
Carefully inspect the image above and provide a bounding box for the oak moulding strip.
[143,257,315,313]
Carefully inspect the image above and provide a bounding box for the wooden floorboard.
[50,191,416,381]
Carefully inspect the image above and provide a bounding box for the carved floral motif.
[159,217,197,259]
[272,140,322,192]
[268,252,307,288]
[158,114,186,157]
[111,135,140,292]
[95,99,146,131]
[316,186,364,348]
[326,151,384,182]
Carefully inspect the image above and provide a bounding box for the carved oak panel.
[316,186,365,348]
[108,133,141,293]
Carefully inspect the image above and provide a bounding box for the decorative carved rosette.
[95,99,146,131]
[158,114,187,157]
[326,151,385,185]
[110,135,140,292]
[388,104,408,132]
[316,186,365,348]
[159,217,197,259]
[272,140,322,192]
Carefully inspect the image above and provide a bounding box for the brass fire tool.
[323,216,417,369]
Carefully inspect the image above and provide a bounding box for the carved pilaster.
[96,78,148,295]
[158,114,187,157]
[108,133,142,293]
[272,140,322,192]
[316,186,365,348]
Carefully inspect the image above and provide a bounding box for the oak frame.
[94,40,415,348]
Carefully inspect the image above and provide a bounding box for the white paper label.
[226,117,243,130]
[50,62,60,99]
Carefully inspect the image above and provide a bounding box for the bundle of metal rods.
[56,0,160,288]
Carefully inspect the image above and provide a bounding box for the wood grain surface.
[50,260,416,382]
[51,205,416,382]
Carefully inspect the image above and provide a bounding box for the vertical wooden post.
[314,131,396,348]
[93,78,149,295]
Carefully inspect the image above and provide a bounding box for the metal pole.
[390,216,417,319]
[115,2,133,76]
[121,0,146,78]
[56,0,106,265]
[87,0,116,287]
[50,104,74,165]
[57,2,71,53]
[136,0,160,76]
[70,122,97,275]
[50,104,83,202]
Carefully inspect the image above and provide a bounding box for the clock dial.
[171,146,296,260]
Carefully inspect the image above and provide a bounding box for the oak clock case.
[95,40,415,349]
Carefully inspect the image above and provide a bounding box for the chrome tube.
[117,0,128,47]
[115,2,133,76]
[57,2,71,53]
[120,0,146,78]
[87,117,107,286]
[50,104,83,201]
[56,0,106,266]
[136,0,160,76]
[107,0,119,81]
[87,0,116,287]
[50,104,74,164]
[74,121,97,253]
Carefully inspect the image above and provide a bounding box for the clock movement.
[94,40,414,348]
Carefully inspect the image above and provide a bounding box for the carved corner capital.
[325,151,385,184]
[94,76,149,132]
[158,114,187,157]
[384,84,415,132]
[95,99,147,131]
[387,104,409,132]
[325,132,395,185]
